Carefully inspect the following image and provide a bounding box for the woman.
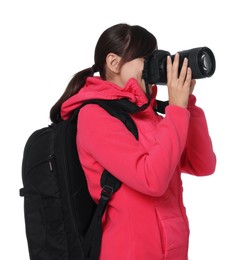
[50,23,216,260]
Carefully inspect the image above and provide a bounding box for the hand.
[190,79,196,94]
[166,53,192,108]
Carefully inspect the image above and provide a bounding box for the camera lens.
[200,51,213,74]
[198,47,215,77]
[142,47,216,85]
[201,52,211,72]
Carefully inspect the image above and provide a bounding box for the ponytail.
[50,66,97,123]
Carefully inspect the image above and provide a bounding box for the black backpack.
[20,98,168,260]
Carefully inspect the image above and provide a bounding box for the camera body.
[142,47,216,85]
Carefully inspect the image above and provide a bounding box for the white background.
[1,0,243,259]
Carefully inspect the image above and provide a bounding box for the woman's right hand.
[166,53,192,109]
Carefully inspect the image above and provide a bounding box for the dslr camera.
[142,47,216,85]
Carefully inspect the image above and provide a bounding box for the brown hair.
[50,23,157,123]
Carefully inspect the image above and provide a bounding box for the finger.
[178,58,188,86]
[189,79,196,94]
[190,79,196,88]
[166,56,172,83]
[172,53,180,80]
[190,85,195,94]
[183,67,192,88]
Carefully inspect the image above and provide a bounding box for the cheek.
[121,67,135,82]
[120,60,144,85]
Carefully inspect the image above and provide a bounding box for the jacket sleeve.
[77,104,190,197]
[180,95,216,176]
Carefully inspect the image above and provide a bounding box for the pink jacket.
[61,77,216,260]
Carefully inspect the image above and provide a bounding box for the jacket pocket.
[155,208,189,254]
[155,209,166,254]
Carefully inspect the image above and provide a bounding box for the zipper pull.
[48,154,55,173]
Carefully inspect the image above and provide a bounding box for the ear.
[106,53,121,74]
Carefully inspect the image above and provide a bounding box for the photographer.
[51,23,216,260]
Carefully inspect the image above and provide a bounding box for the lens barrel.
[142,47,216,85]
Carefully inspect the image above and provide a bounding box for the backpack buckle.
[101,185,114,201]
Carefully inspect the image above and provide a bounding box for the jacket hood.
[61,76,157,120]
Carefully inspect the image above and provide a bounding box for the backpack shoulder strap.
[72,99,138,259]
[73,99,139,140]
[155,100,169,114]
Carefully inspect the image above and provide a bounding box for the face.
[115,58,147,92]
